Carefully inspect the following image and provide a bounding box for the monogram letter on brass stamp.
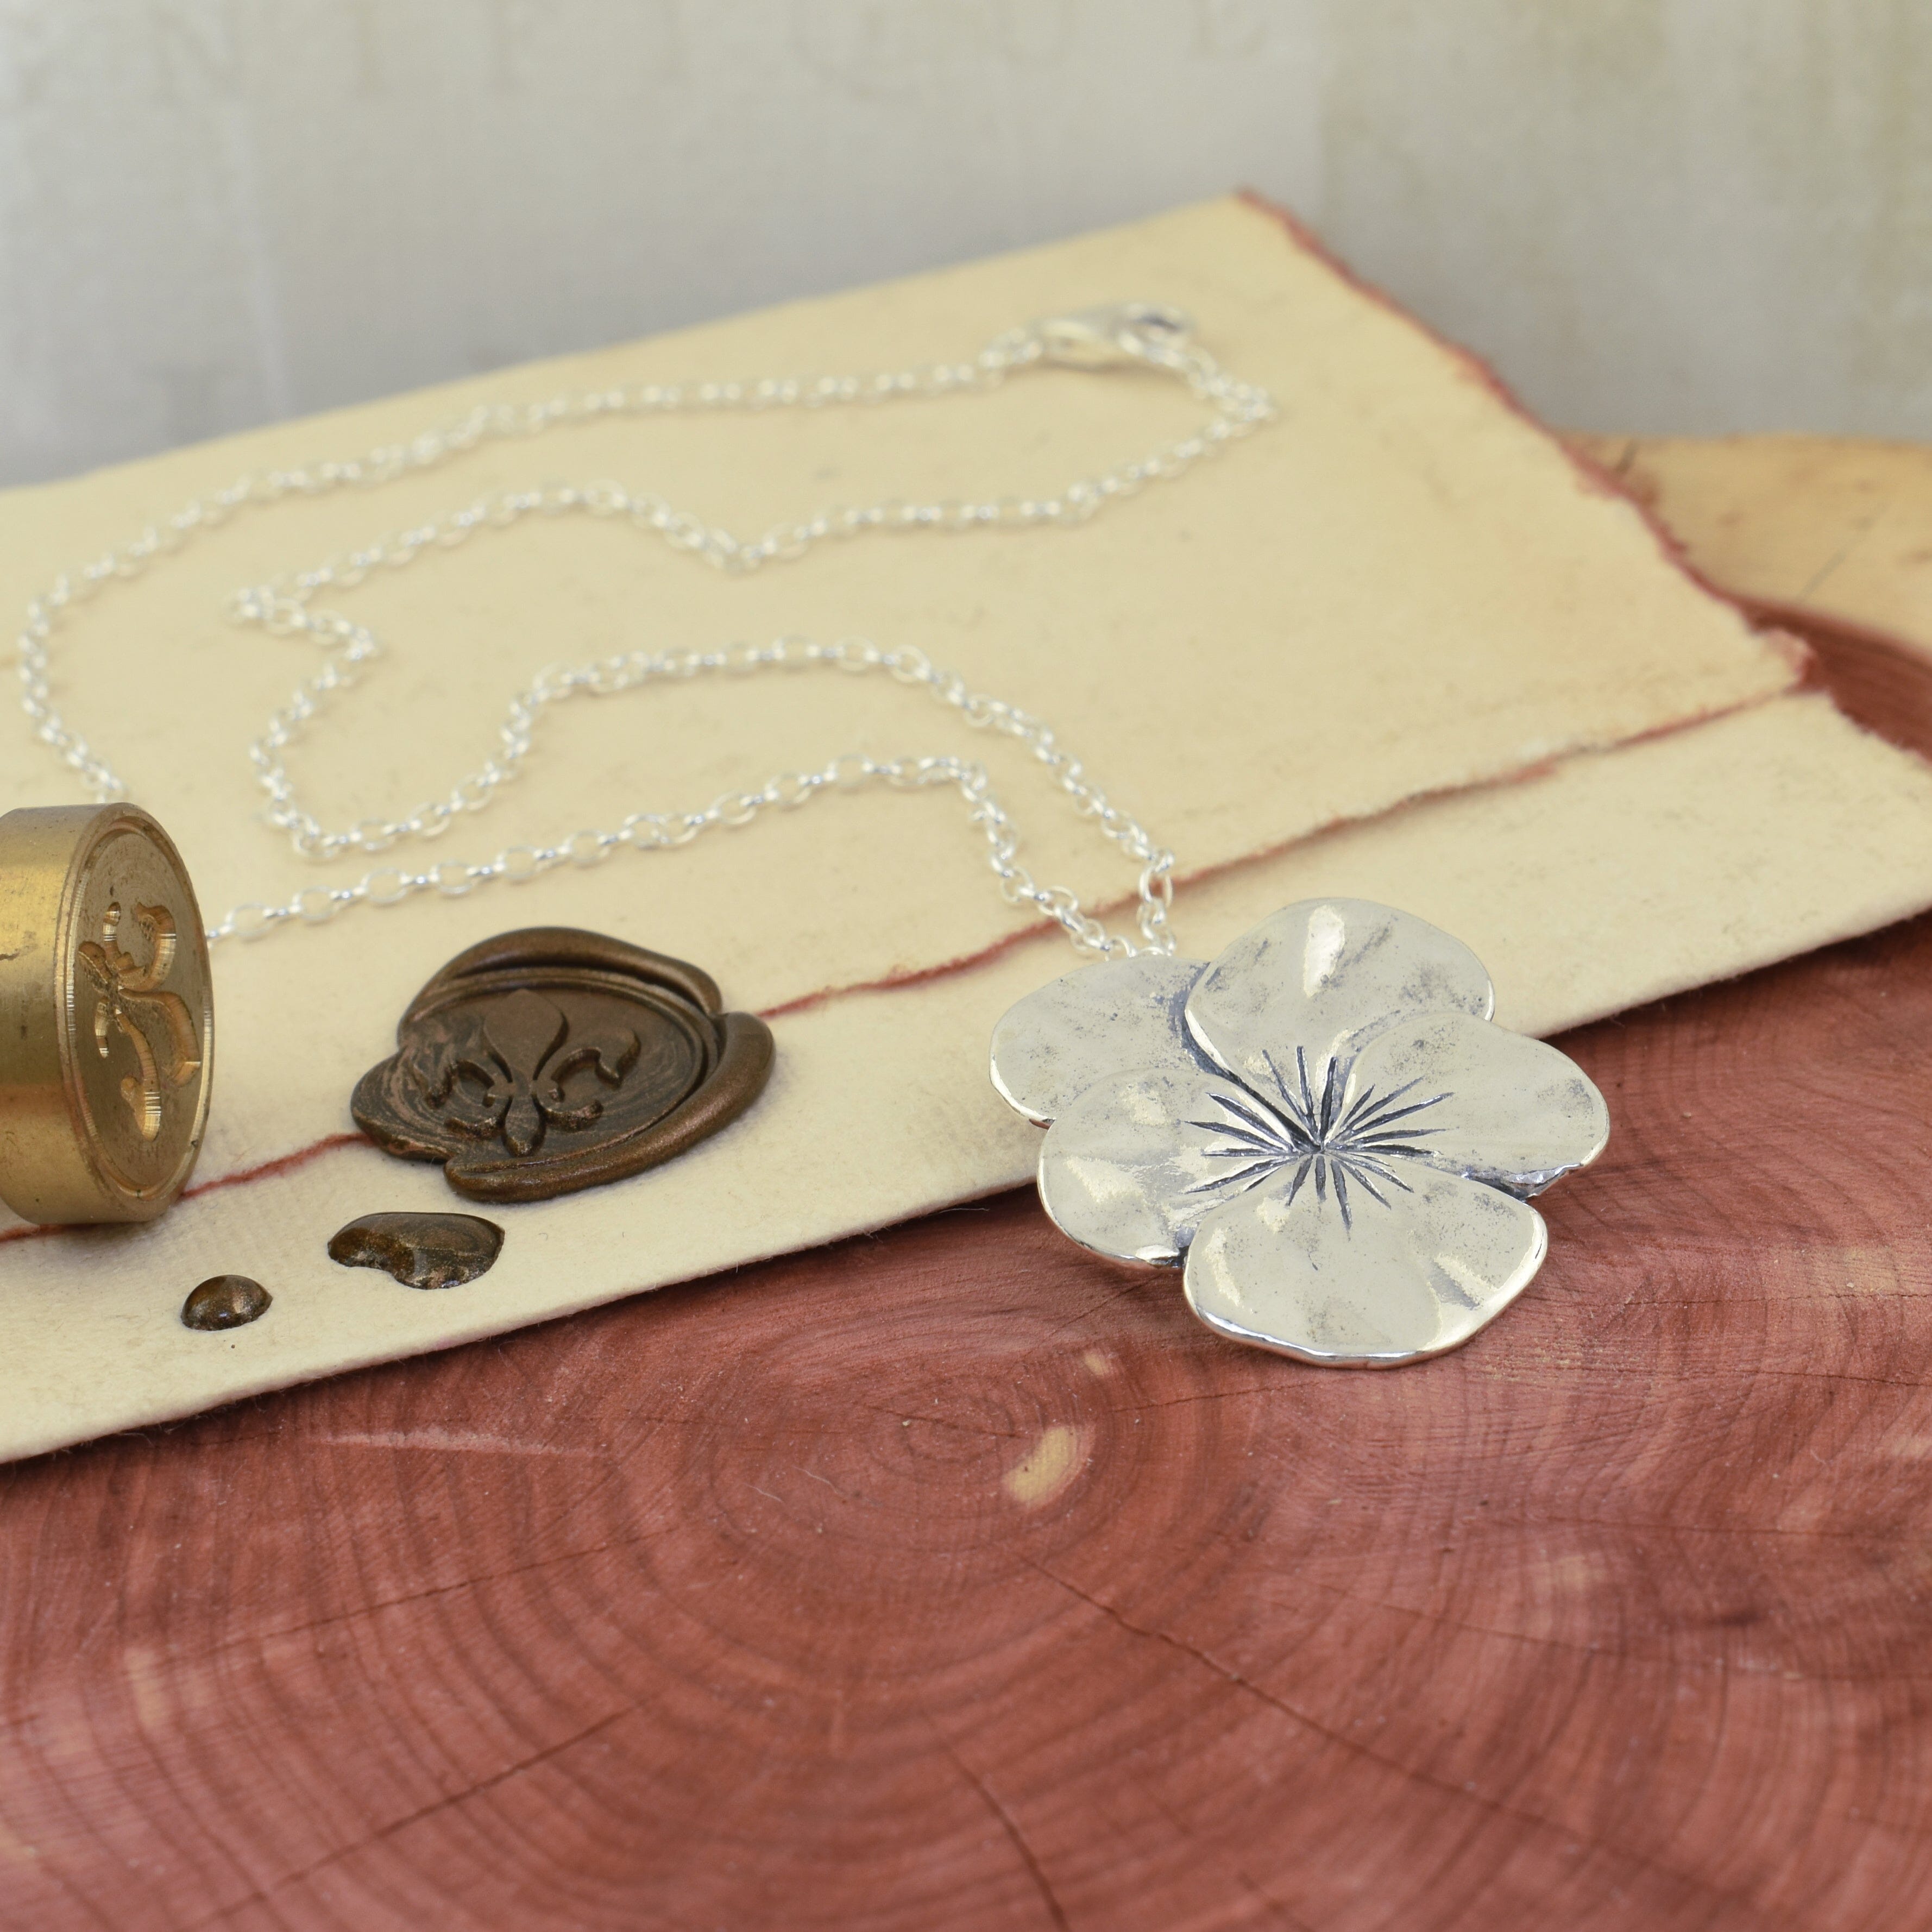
[351,928,773,1203]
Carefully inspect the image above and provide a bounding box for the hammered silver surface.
[1036,1062,1305,1264]
[1185,899,1493,1101]
[1182,1160,1548,1367]
[990,953,1207,1126]
[1341,1009,1612,1198]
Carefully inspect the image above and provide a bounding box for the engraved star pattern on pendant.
[1191,1040,1452,1234]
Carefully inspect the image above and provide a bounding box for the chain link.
[15,303,1272,958]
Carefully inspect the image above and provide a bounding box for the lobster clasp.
[1025,301,1195,369]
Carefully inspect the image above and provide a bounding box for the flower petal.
[1037,1065,1303,1264]
[991,953,1209,1126]
[1339,1011,1609,1197]
[1185,901,1493,1112]
[1183,1159,1547,1366]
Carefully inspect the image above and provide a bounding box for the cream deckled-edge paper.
[4,196,1931,1462]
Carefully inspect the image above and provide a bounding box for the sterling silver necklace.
[16,303,1263,953]
[10,304,1609,1367]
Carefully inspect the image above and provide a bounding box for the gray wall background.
[2,0,1928,487]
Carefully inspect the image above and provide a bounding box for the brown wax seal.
[328,1211,504,1290]
[181,1275,271,1330]
[351,928,773,1203]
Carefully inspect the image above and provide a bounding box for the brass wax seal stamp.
[351,927,773,1203]
[0,803,214,1225]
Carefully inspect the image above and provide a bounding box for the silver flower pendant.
[990,899,1610,1367]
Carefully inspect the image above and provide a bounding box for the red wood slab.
[2,614,1930,1931]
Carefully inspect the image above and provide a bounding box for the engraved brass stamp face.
[0,804,214,1225]
[351,928,773,1203]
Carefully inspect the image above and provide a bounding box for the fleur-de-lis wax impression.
[354,928,772,1203]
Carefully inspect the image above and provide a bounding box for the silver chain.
[14,302,1275,959]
